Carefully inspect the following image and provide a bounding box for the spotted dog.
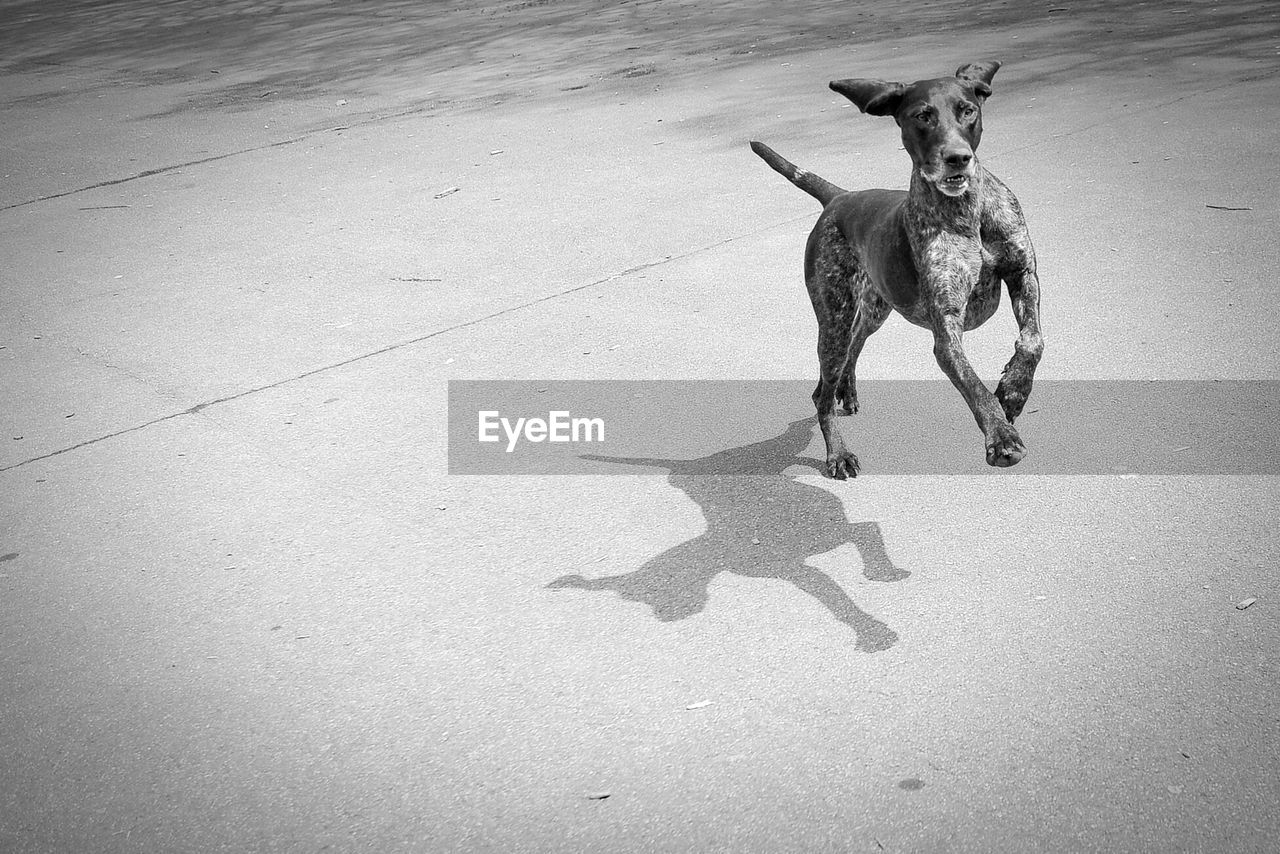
[751,60,1044,478]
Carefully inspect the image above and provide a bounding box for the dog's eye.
[959,105,978,121]
[913,110,935,124]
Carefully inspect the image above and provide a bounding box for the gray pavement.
[2,1,1279,852]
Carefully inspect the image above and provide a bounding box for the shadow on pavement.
[548,418,910,653]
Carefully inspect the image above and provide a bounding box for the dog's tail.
[749,140,846,207]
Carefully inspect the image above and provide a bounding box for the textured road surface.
[2,1,1278,851]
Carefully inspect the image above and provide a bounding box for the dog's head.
[830,61,1001,197]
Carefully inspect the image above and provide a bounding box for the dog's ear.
[830,79,906,116]
[955,60,1001,100]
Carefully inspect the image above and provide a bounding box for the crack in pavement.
[0,98,452,211]
[0,213,812,473]
[1,137,308,212]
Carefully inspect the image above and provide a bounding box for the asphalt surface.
[2,1,1279,852]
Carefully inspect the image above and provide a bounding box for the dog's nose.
[944,150,973,168]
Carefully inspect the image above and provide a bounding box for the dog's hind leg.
[813,320,859,479]
[835,290,892,416]
[807,223,867,480]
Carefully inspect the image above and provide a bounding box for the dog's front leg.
[994,267,1044,423]
[931,311,1026,467]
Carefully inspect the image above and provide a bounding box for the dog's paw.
[985,423,1026,467]
[835,399,857,416]
[825,450,861,479]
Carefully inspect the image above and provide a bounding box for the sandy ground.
[2,1,1279,852]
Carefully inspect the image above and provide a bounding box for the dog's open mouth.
[939,174,970,194]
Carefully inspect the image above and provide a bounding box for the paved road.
[2,1,1278,851]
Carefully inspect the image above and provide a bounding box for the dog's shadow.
[548,418,910,652]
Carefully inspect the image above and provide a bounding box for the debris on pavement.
[1235,597,1257,610]
[585,792,611,800]
[434,187,460,199]
[685,700,712,710]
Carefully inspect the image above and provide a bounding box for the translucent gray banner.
[447,380,1280,475]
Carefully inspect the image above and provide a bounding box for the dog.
[750,60,1044,478]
